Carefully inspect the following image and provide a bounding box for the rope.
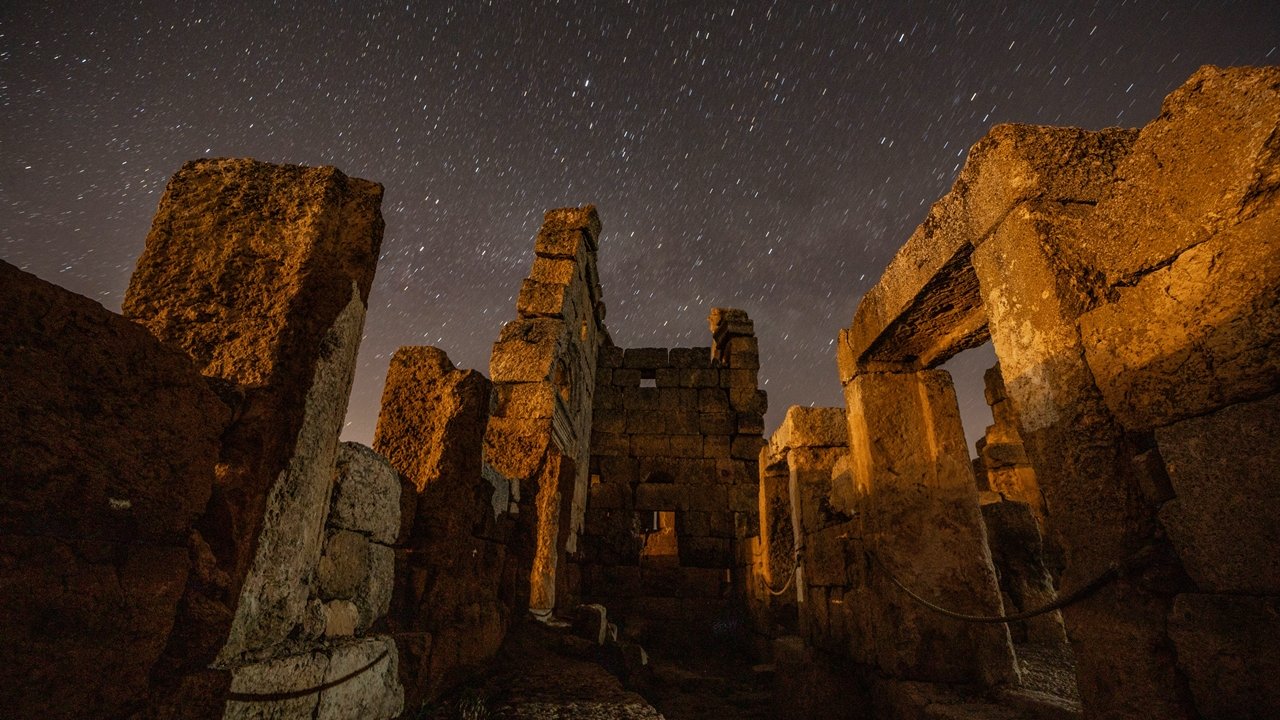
[225,650,389,703]
[868,544,1157,624]
[763,542,804,597]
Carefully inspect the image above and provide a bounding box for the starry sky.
[3,1,1278,450]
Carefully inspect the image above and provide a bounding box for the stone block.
[596,456,639,484]
[682,537,733,568]
[635,483,684,511]
[665,411,699,434]
[685,367,722,388]
[703,435,731,459]
[677,511,712,537]
[594,385,622,410]
[591,430,629,457]
[588,480,630,511]
[1156,392,1280,594]
[669,435,704,458]
[541,205,602,246]
[572,603,609,645]
[316,530,394,632]
[683,485,729,512]
[699,412,737,435]
[698,388,731,412]
[658,387,698,413]
[529,256,578,285]
[623,386,662,411]
[225,637,403,720]
[1079,203,1280,430]
[670,347,712,367]
[593,408,625,434]
[714,459,751,485]
[623,347,669,369]
[737,413,765,435]
[772,406,848,449]
[655,368,682,387]
[488,318,563,383]
[612,368,642,387]
[1168,594,1280,720]
[805,524,851,587]
[331,443,401,545]
[598,345,624,368]
[630,434,671,458]
[626,410,667,435]
[731,435,766,460]
[516,278,568,318]
[730,388,768,415]
[535,228,588,259]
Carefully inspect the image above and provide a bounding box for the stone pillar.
[757,451,796,605]
[121,159,383,686]
[374,347,510,707]
[972,203,1189,718]
[841,366,1016,686]
[978,364,1044,521]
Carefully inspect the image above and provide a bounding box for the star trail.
[2,1,1277,445]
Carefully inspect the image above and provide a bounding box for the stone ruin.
[1,65,1277,719]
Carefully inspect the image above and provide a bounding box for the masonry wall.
[579,309,765,634]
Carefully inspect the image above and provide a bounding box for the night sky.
[3,2,1277,449]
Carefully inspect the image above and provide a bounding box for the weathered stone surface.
[770,406,847,450]
[374,346,509,707]
[1156,392,1280,594]
[844,368,1016,686]
[980,500,1066,646]
[1168,594,1280,720]
[122,159,383,671]
[0,261,219,716]
[1079,203,1280,430]
[842,124,1136,372]
[330,442,401,545]
[224,636,403,720]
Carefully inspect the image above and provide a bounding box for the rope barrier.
[868,544,1157,624]
[763,542,804,597]
[225,650,389,703]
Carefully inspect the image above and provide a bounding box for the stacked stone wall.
[578,309,765,632]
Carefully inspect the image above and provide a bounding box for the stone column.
[122,159,383,671]
[842,366,1016,686]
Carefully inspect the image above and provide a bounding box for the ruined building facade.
[1,65,1278,719]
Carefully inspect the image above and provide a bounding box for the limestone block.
[772,406,848,449]
[516,278,569,318]
[731,435,766,460]
[224,636,403,720]
[626,410,667,435]
[1168,594,1280,720]
[682,537,733,568]
[682,485,730,512]
[1079,204,1280,430]
[322,600,360,638]
[1156,392,1280,594]
[316,530,394,632]
[805,524,851,587]
[730,388,768,415]
[598,345,624,368]
[623,386,662,411]
[669,435,704,458]
[623,347,669,369]
[573,603,609,645]
[485,416,553,479]
[665,411,699,434]
[541,205,602,245]
[1080,65,1280,286]
[670,347,712,367]
[594,385,622,410]
[699,412,736,435]
[593,408,625,434]
[529,256,579,285]
[714,459,752,485]
[655,367,681,387]
[489,318,563,383]
[493,380,557,419]
[331,443,401,545]
[591,430,629,457]
[703,435,731,458]
[658,387,698,413]
[698,388,731,412]
[685,367,723,387]
[613,368,642,387]
[535,228,589,259]
[634,483,684,511]
[736,413,765,435]
[630,435,671,457]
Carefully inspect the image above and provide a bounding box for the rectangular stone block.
[685,368,722,388]
[683,485,729,512]
[588,480,630,511]
[594,385,622,410]
[626,410,666,435]
[516,278,568,318]
[715,459,751,485]
[623,386,661,411]
[623,347,669,369]
[699,412,736,435]
[731,435,765,460]
[703,435,731,459]
[730,388,767,415]
[1168,594,1280,720]
[612,369,641,387]
[670,347,712,367]
[681,537,733,568]
[592,409,625,434]
[488,318,562,383]
[597,345,624,369]
[630,435,671,457]
[528,256,578,285]
[659,388,698,413]
[677,511,711,537]
[1079,205,1280,431]
[535,228,588,259]
[698,388,731,412]
[1156,392,1280,594]
[635,483,685,511]
[590,430,628,457]
[665,412,699,434]
[493,381,556,419]
[668,435,703,458]
[595,456,639,484]
[737,413,765,435]
[709,511,738,539]
[655,368,681,387]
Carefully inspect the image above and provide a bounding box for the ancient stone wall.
[841,65,1280,719]
[374,347,512,708]
[0,261,231,719]
[578,309,765,634]
[482,206,607,616]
